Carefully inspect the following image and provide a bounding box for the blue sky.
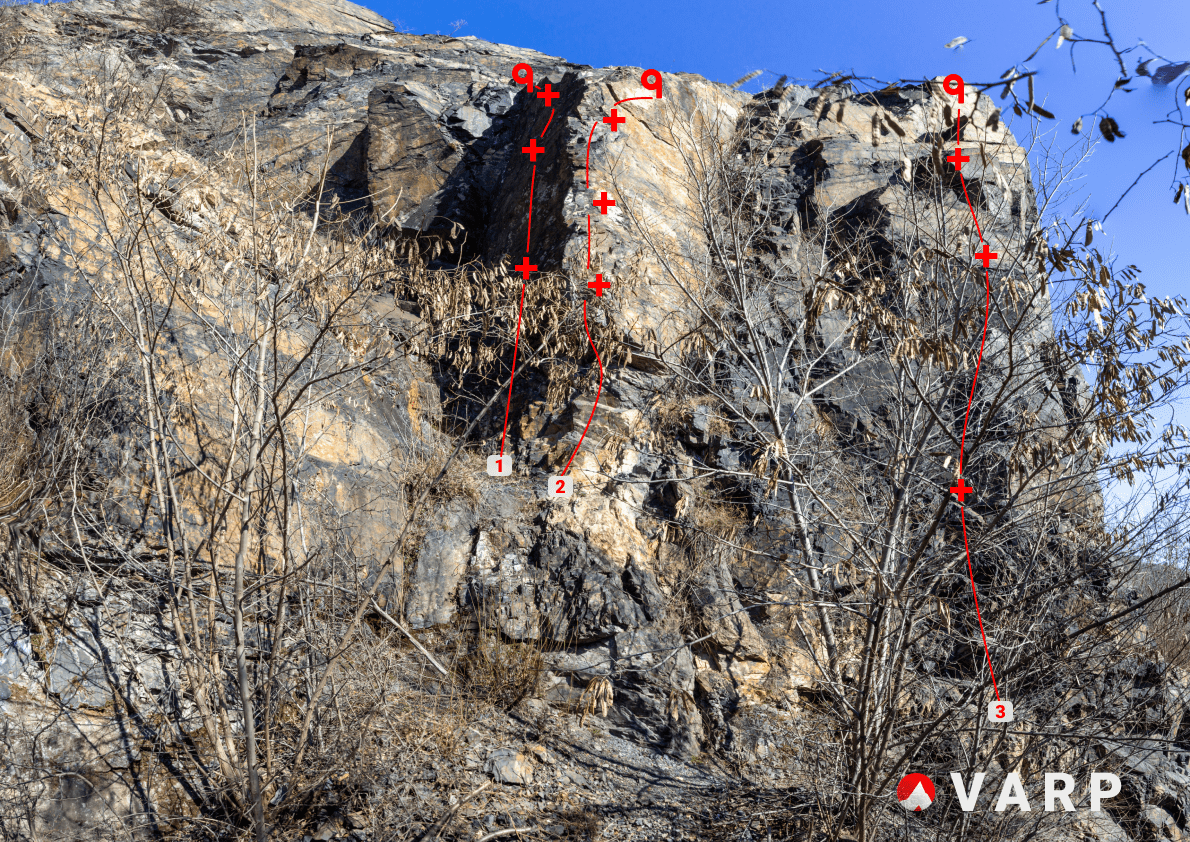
[371,0,1188,306]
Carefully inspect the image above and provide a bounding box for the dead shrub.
[400,446,484,509]
[555,807,603,841]
[0,9,28,68]
[142,0,205,34]
[454,604,546,711]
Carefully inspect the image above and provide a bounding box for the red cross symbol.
[514,257,537,280]
[947,146,970,171]
[603,108,626,131]
[950,477,973,503]
[593,192,616,214]
[536,82,560,106]
[521,138,545,161]
[974,243,998,268]
[588,274,610,296]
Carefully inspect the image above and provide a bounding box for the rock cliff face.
[0,0,1185,840]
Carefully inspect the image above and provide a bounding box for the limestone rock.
[47,616,113,710]
[692,557,770,687]
[0,0,1163,833]
[405,508,474,629]
[1140,804,1183,841]
[607,627,702,757]
[368,82,464,223]
[485,748,534,785]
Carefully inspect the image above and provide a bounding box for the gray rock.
[485,748,534,785]
[692,557,769,667]
[0,597,33,681]
[405,509,475,628]
[446,104,492,137]
[534,534,666,643]
[368,82,463,228]
[1139,804,1179,840]
[606,628,703,758]
[48,618,112,710]
[545,640,613,679]
[558,768,591,788]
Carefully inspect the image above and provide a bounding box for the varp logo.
[897,773,935,811]
[897,772,1122,812]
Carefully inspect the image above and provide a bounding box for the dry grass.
[399,445,485,509]
[267,620,493,841]
[451,600,547,712]
[141,0,206,33]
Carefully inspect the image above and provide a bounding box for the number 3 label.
[987,701,1014,722]
[548,476,572,497]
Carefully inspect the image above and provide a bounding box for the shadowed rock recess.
[0,0,1186,840]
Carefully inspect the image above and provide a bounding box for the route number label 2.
[549,476,573,497]
[988,701,1014,723]
[487,455,513,476]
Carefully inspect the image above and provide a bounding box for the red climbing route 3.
[943,72,1009,719]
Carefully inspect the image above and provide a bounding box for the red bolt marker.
[950,477,974,503]
[593,191,616,214]
[521,138,545,161]
[514,257,537,280]
[536,82,560,106]
[588,274,610,297]
[947,146,970,171]
[603,108,626,131]
[975,243,998,268]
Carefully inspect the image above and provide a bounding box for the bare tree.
[622,81,1190,840]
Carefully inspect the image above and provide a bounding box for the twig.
[371,599,449,678]
[1100,151,1174,224]
[413,781,491,842]
[477,829,537,842]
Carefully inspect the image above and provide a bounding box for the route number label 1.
[487,455,512,476]
[988,701,1014,722]
[548,476,572,497]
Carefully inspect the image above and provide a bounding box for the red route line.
[585,122,598,188]
[956,109,984,241]
[962,493,1000,701]
[568,93,654,475]
[540,107,554,138]
[957,267,999,701]
[585,98,653,188]
[954,102,1000,701]
[526,164,536,254]
[562,301,604,476]
[499,282,526,458]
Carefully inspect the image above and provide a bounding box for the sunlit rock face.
[0,0,1133,836]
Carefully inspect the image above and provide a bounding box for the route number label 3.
[549,476,573,497]
[988,701,1014,722]
[487,455,513,476]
